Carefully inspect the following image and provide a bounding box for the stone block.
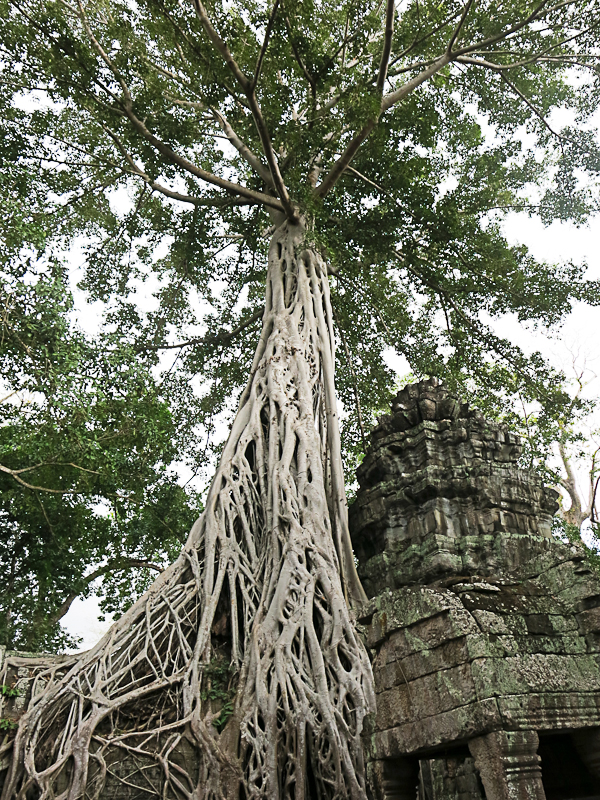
[375,637,472,688]
[471,653,600,700]
[374,698,502,757]
[497,691,600,730]
[366,587,479,648]
[375,662,478,731]
[577,606,600,634]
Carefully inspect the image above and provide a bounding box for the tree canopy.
[2,0,600,646]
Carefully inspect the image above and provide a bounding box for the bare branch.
[447,0,475,54]
[315,54,450,199]
[76,0,132,104]
[193,0,296,218]
[192,0,251,90]
[591,473,600,523]
[211,110,275,189]
[499,72,569,143]
[452,0,550,57]
[121,107,285,210]
[558,439,586,527]
[136,308,265,353]
[282,7,317,100]
[388,7,464,71]
[382,53,451,111]
[252,0,280,91]
[0,464,77,494]
[77,0,280,210]
[345,165,386,193]
[377,0,396,92]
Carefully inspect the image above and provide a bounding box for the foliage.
[200,657,238,732]
[0,684,22,699]
[0,253,203,651]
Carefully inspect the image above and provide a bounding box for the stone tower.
[350,379,600,800]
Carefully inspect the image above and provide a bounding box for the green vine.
[200,658,237,732]
[0,684,22,699]
[0,718,18,732]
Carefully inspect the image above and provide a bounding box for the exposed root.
[2,220,374,800]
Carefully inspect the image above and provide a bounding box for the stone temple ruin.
[3,379,600,798]
[350,379,600,799]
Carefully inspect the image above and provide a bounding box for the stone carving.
[351,379,600,800]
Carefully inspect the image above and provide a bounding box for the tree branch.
[382,53,452,111]
[452,0,550,57]
[135,307,264,353]
[315,53,451,199]
[193,0,296,219]
[0,464,77,494]
[49,559,164,626]
[282,7,317,101]
[558,438,586,526]
[252,0,280,90]
[78,0,282,211]
[211,110,275,189]
[120,106,285,210]
[447,0,475,54]
[377,0,396,92]
[499,72,569,144]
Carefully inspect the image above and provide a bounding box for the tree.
[2,0,600,797]
[0,256,202,651]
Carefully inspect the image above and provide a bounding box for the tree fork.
[3,220,374,800]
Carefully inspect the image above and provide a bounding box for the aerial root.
[3,220,374,800]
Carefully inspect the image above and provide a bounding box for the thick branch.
[121,106,285,211]
[447,0,475,54]
[558,441,586,526]
[211,110,275,189]
[193,0,296,219]
[192,0,251,91]
[135,308,265,353]
[452,0,550,57]
[49,559,164,626]
[381,53,452,111]
[78,0,282,210]
[0,464,76,494]
[377,0,396,92]
[315,54,451,199]
[252,0,280,90]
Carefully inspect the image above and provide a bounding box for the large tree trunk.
[3,220,375,800]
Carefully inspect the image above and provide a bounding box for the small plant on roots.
[200,657,238,732]
[0,685,22,700]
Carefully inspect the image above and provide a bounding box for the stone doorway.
[539,733,600,800]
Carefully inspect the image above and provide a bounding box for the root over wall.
[2,220,375,800]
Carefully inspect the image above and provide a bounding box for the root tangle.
[3,220,375,800]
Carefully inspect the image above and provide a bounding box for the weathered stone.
[469,730,545,800]
[351,380,600,799]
